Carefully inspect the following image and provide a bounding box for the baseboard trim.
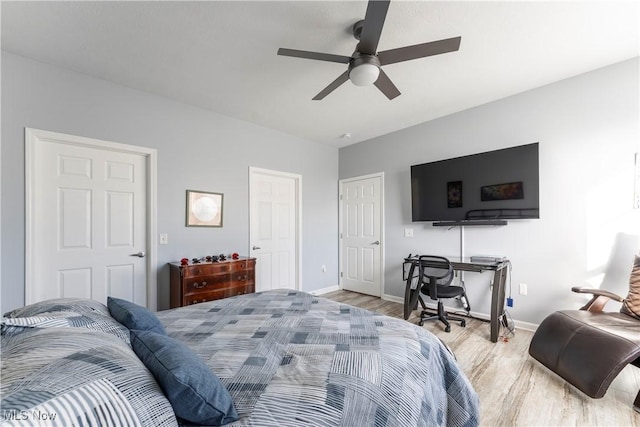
[382,294,538,331]
[512,318,538,332]
[309,285,340,295]
[382,294,403,304]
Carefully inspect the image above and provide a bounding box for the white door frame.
[25,128,158,310]
[248,167,302,291]
[339,172,385,296]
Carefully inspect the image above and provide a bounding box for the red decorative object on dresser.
[169,257,256,308]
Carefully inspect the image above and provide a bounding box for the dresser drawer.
[182,263,231,278]
[231,259,255,271]
[183,272,253,295]
[231,271,253,284]
[184,284,254,305]
[183,274,230,294]
[182,260,255,277]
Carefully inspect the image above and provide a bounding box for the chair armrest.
[571,287,624,301]
[571,286,624,312]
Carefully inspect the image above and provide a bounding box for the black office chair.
[405,255,468,332]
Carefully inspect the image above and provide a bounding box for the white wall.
[1,51,339,313]
[339,58,640,325]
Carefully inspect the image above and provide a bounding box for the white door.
[340,173,384,297]
[26,129,157,308]
[249,167,300,291]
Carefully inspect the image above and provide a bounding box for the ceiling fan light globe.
[349,63,380,86]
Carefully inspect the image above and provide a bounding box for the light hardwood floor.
[321,290,640,427]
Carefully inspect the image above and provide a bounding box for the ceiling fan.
[277,0,461,100]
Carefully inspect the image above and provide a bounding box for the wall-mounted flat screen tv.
[411,143,539,223]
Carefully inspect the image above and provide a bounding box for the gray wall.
[340,58,640,325]
[1,51,339,313]
[3,50,638,326]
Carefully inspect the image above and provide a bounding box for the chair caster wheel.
[445,326,451,333]
[461,320,466,327]
[418,321,424,326]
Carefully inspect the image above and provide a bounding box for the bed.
[1,289,479,426]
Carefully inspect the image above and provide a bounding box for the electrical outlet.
[159,233,168,245]
[404,228,414,238]
[519,283,528,296]
[507,297,513,307]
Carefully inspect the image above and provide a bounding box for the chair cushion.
[421,284,465,299]
[621,255,640,320]
[529,310,640,398]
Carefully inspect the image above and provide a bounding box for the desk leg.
[490,266,508,343]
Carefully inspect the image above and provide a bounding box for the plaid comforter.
[157,290,479,427]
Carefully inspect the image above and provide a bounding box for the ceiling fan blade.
[358,0,390,55]
[378,36,461,66]
[374,69,400,100]
[278,48,351,64]
[312,71,350,100]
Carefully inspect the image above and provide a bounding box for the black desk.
[403,256,510,343]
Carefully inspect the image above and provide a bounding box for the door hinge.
[340,194,343,200]
[340,272,343,277]
[340,233,343,239]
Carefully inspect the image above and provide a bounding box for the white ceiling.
[2,1,638,147]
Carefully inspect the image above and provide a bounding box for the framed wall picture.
[447,181,463,208]
[186,190,223,227]
[481,182,524,201]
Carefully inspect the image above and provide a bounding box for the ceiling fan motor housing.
[352,20,365,40]
[349,53,380,70]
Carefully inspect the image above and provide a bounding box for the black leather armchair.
[529,286,640,412]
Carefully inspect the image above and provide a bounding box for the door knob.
[130,251,146,258]
[252,246,261,250]
[371,241,380,245]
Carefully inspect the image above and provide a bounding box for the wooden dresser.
[169,257,256,308]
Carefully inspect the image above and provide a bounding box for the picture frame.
[447,181,463,208]
[186,190,223,227]
[481,182,524,201]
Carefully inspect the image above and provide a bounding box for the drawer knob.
[194,281,207,289]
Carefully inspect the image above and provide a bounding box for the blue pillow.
[130,330,239,426]
[107,297,166,335]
